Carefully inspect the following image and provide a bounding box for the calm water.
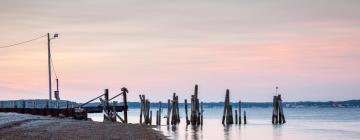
[88,108,360,140]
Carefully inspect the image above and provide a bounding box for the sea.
[88,107,360,140]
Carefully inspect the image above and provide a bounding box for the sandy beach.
[0,113,167,140]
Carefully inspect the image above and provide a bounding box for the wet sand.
[0,113,167,140]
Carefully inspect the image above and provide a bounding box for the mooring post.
[235,109,238,124]
[156,110,159,125]
[222,89,230,125]
[278,94,286,124]
[139,95,143,124]
[176,96,180,124]
[244,110,247,124]
[200,101,203,125]
[272,96,277,124]
[159,101,162,125]
[150,110,153,125]
[104,89,110,121]
[167,99,170,125]
[238,101,241,124]
[122,87,128,123]
[146,99,150,125]
[171,93,176,125]
[185,99,190,125]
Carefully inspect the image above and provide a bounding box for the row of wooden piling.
[135,85,286,126]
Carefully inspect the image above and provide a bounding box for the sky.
[0,0,359,102]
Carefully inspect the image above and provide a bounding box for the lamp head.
[53,33,59,38]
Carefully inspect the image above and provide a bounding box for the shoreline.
[0,113,168,140]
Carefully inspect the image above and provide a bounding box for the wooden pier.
[0,100,77,117]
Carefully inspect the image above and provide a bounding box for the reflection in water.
[223,124,231,140]
[273,124,283,140]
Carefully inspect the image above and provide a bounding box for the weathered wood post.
[145,99,151,124]
[222,89,233,125]
[167,99,171,125]
[226,105,234,124]
[156,110,159,125]
[176,96,180,124]
[235,109,238,124]
[238,101,241,124]
[150,110,152,125]
[190,85,201,125]
[139,95,143,124]
[103,89,110,121]
[272,96,277,124]
[111,101,117,122]
[278,94,286,124]
[159,101,162,125]
[122,87,128,123]
[244,110,247,124]
[200,102,203,125]
[222,90,228,124]
[185,99,190,125]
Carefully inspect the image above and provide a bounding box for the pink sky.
[0,0,359,102]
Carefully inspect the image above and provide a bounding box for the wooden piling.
[190,85,201,125]
[238,101,241,124]
[244,110,247,124]
[156,110,158,125]
[185,99,190,125]
[235,109,238,124]
[167,99,171,125]
[272,93,286,124]
[200,102,203,125]
[122,87,128,123]
[159,101,162,125]
[150,110,153,125]
[222,89,233,125]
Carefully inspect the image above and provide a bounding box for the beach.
[0,113,167,140]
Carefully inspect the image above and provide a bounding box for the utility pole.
[47,33,59,100]
[47,33,52,100]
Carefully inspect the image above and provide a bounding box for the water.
[88,108,360,140]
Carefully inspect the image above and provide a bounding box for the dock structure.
[222,89,234,125]
[0,100,77,117]
[139,94,151,125]
[78,87,129,123]
[190,85,202,125]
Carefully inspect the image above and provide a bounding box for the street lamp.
[47,33,58,100]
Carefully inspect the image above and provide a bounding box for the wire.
[1,33,60,79]
[50,57,58,79]
[0,34,47,49]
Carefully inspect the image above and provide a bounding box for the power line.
[0,34,47,49]
[50,57,58,79]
